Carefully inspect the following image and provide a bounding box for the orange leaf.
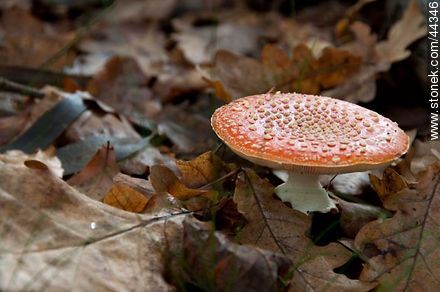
[103,183,149,213]
[150,165,216,201]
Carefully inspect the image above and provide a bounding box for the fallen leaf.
[0,90,87,153]
[79,23,168,75]
[322,64,384,103]
[177,151,230,188]
[167,217,292,291]
[0,160,185,291]
[173,21,264,64]
[86,56,161,119]
[0,7,75,70]
[63,110,140,142]
[323,21,388,103]
[0,111,29,145]
[198,50,270,102]
[103,183,150,213]
[152,66,207,103]
[376,0,427,63]
[338,200,390,238]
[149,165,215,201]
[201,44,362,101]
[354,162,440,290]
[57,135,153,175]
[113,173,155,195]
[234,169,375,291]
[369,168,408,201]
[155,105,215,154]
[68,144,119,201]
[0,148,63,177]
[119,146,178,176]
[407,139,440,177]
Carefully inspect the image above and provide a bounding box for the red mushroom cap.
[211,92,409,174]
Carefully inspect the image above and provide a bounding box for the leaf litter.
[0,0,435,291]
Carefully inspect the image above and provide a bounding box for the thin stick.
[0,77,44,98]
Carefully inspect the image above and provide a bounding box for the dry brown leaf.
[64,110,141,142]
[0,161,185,291]
[103,183,150,213]
[335,0,376,38]
[354,162,440,290]
[234,169,376,291]
[323,21,387,103]
[407,140,440,177]
[0,148,63,177]
[152,66,207,103]
[338,200,389,238]
[155,105,215,154]
[79,24,168,75]
[87,56,161,119]
[0,112,29,145]
[369,167,409,201]
[168,217,292,291]
[68,144,119,201]
[113,173,155,194]
[119,146,178,176]
[173,21,264,64]
[177,152,216,188]
[199,50,269,102]
[376,0,427,63]
[150,165,216,201]
[321,0,426,104]
[322,64,382,103]
[0,7,75,70]
[26,87,140,143]
[176,151,230,188]
[201,44,362,101]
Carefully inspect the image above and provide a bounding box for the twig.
[0,77,44,98]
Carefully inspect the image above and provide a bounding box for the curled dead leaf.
[150,165,216,201]
[103,183,150,213]
[369,168,409,201]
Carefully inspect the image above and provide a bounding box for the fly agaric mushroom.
[211,92,409,214]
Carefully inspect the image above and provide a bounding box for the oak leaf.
[200,44,362,101]
[0,160,185,291]
[234,169,375,291]
[376,0,427,63]
[355,162,440,290]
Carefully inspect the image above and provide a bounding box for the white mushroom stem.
[274,172,336,214]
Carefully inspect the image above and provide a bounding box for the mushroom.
[211,92,409,214]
